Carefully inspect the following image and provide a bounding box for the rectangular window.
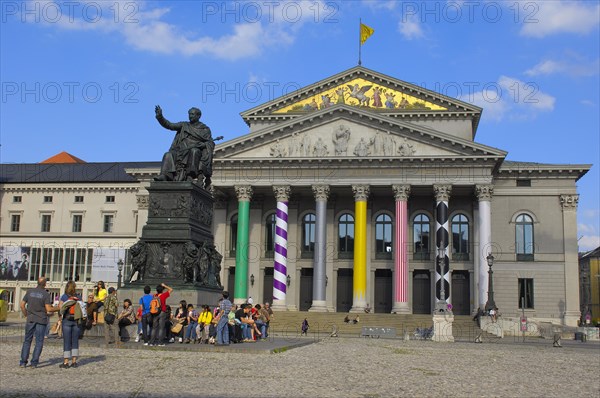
[10,214,21,232]
[516,179,531,187]
[106,195,115,203]
[72,215,83,232]
[518,278,534,309]
[13,196,22,203]
[43,196,53,203]
[103,214,114,233]
[74,195,84,203]
[41,214,51,232]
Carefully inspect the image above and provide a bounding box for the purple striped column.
[272,186,291,309]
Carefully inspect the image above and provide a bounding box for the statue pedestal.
[126,181,223,295]
[117,284,223,309]
[432,313,455,342]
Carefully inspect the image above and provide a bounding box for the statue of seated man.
[154,105,215,188]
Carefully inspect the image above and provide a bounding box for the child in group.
[184,304,198,343]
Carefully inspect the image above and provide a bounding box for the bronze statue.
[181,242,199,284]
[154,105,223,188]
[128,241,147,281]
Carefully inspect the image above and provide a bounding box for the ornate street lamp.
[117,259,123,289]
[484,253,496,312]
[250,274,255,286]
[286,274,291,287]
[434,247,448,313]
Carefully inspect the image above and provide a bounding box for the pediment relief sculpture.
[268,128,418,158]
[273,77,447,114]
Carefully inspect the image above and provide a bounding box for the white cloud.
[579,235,600,252]
[519,1,600,38]
[25,0,326,60]
[461,75,556,121]
[362,0,397,11]
[580,100,596,107]
[579,223,597,235]
[525,58,600,77]
[398,15,424,40]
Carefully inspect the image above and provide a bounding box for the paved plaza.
[1,322,599,398]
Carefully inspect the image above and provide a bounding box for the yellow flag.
[360,23,374,45]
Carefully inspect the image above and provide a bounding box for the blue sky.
[1,0,599,250]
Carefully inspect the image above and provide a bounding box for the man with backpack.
[149,283,173,346]
[138,285,154,345]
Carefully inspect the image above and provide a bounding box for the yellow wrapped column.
[351,185,370,312]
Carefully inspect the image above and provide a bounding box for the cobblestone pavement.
[1,324,599,398]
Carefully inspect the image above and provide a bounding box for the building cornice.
[0,185,139,193]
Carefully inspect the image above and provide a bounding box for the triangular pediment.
[241,66,481,123]
[217,105,504,161]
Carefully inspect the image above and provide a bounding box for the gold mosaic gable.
[273,77,447,114]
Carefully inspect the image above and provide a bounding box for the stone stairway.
[268,311,497,340]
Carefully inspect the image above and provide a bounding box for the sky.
[1,0,599,251]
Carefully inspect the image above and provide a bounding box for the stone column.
[351,185,370,312]
[233,185,252,304]
[475,185,493,309]
[560,194,581,327]
[272,185,291,311]
[434,184,452,305]
[310,185,330,312]
[392,184,411,313]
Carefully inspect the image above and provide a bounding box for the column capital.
[273,185,291,202]
[475,184,494,201]
[312,185,330,201]
[560,194,579,211]
[433,184,452,202]
[234,185,253,202]
[392,184,411,201]
[352,185,370,201]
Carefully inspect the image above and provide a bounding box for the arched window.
[516,213,534,261]
[302,213,316,258]
[451,214,469,261]
[338,213,354,258]
[375,214,393,259]
[265,213,276,258]
[230,214,238,256]
[413,214,430,260]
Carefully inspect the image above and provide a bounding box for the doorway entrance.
[412,270,431,314]
[336,268,353,312]
[374,269,392,313]
[451,271,470,315]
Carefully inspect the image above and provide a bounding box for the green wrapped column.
[234,185,253,304]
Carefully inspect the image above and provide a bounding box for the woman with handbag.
[172,300,188,343]
[117,299,136,342]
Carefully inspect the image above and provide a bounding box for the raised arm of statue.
[155,105,183,131]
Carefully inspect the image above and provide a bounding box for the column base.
[391,302,410,314]
[308,300,328,312]
[432,313,455,342]
[271,300,287,311]
[286,305,298,311]
[563,310,581,327]
[233,298,246,305]
[350,305,366,313]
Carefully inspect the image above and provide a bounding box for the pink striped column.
[392,184,411,314]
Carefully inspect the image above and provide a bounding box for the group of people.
[19,279,275,369]
[135,289,273,347]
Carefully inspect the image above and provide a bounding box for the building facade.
[0,67,591,326]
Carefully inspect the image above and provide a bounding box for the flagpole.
[358,18,362,66]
